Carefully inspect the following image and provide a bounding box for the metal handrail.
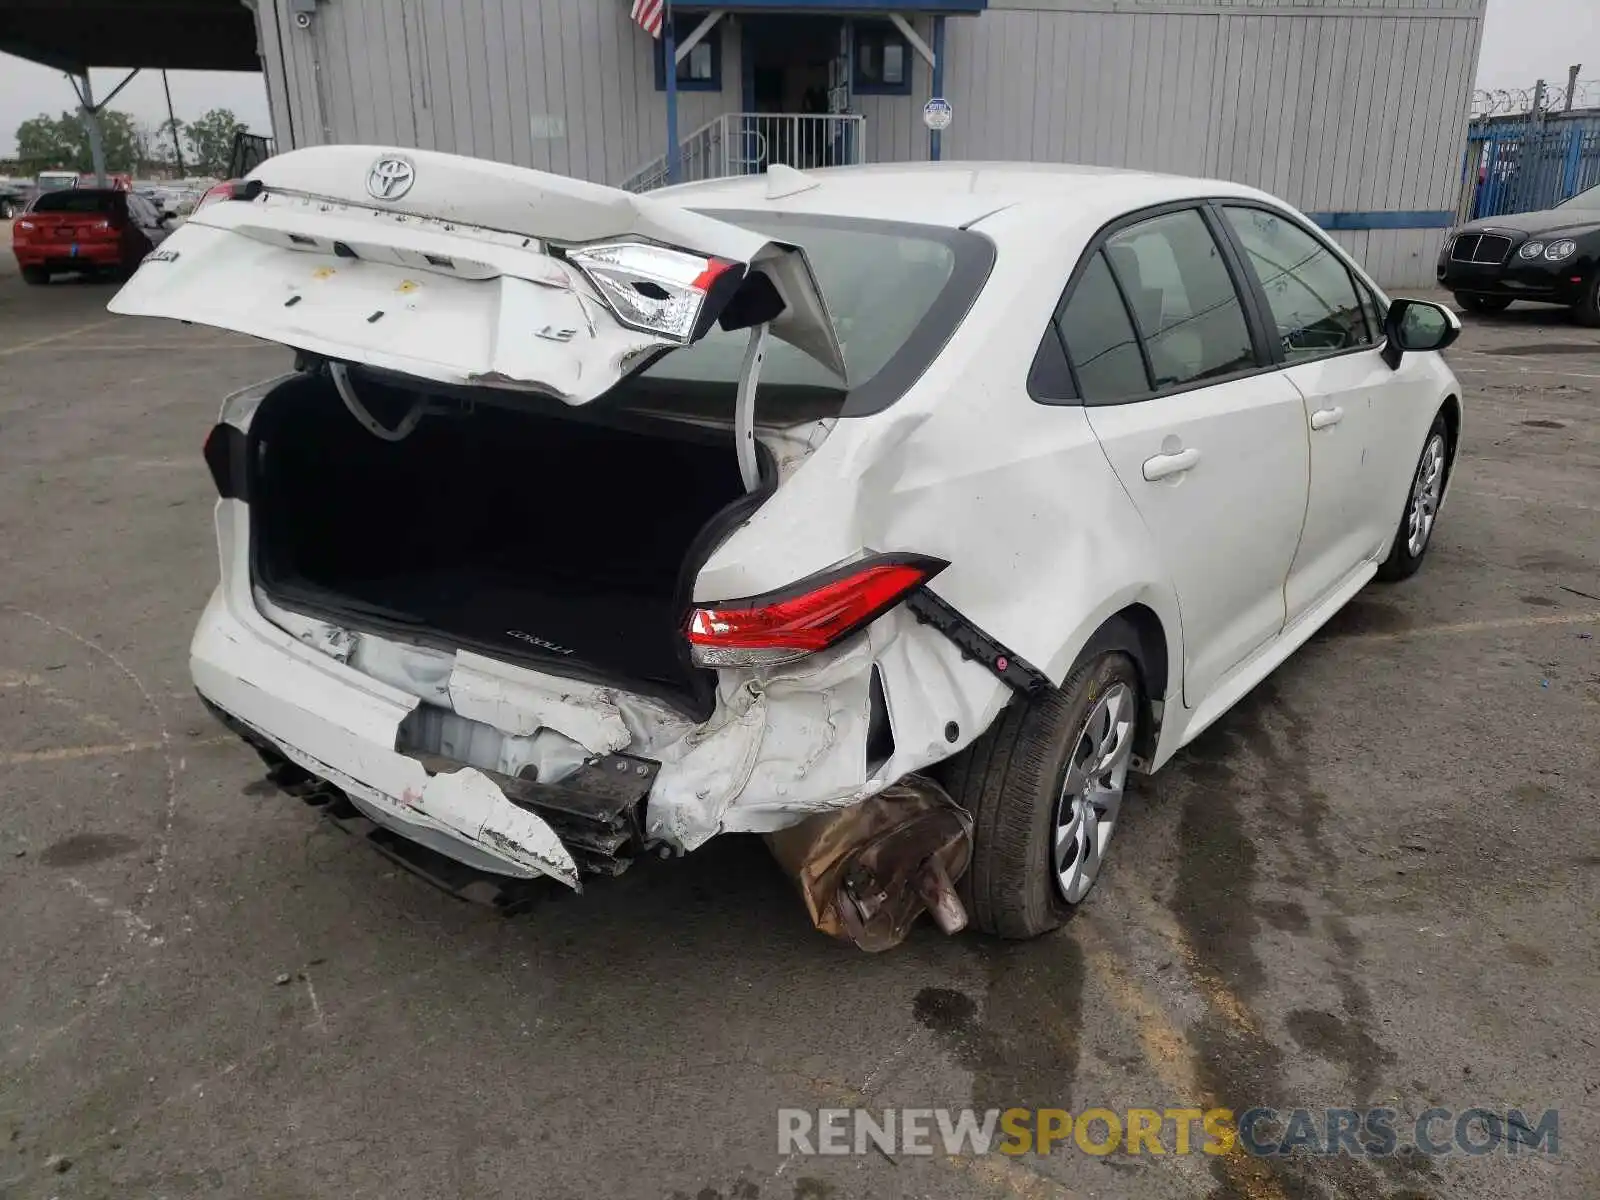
[621,112,867,193]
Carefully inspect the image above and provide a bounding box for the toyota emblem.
[367,156,415,201]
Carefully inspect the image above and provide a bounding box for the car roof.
[660,160,1279,230]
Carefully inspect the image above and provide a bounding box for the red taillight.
[687,555,946,667]
[195,179,256,214]
[12,219,33,239]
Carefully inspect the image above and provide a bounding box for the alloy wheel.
[1052,681,1135,903]
[1407,434,1447,558]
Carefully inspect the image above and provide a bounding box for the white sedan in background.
[109,150,1462,942]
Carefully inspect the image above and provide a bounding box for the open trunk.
[249,370,762,715]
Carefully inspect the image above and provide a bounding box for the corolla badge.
[366,156,415,201]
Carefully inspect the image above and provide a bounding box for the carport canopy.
[0,0,257,73]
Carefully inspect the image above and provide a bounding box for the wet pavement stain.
[1510,782,1557,804]
[1506,943,1553,969]
[1285,1008,1398,1105]
[791,1179,836,1200]
[1170,688,1423,1198]
[38,832,139,868]
[1519,594,1561,607]
[1313,599,1414,639]
[1258,900,1311,934]
[1520,419,1567,429]
[913,934,1086,1112]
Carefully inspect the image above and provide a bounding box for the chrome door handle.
[1142,447,1201,481]
[1311,406,1345,430]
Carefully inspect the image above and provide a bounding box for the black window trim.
[1030,198,1280,408]
[1208,198,1391,369]
[1029,196,1409,409]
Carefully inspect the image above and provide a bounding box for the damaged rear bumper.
[192,587,585,889]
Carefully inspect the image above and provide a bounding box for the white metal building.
[245,0,1486,285]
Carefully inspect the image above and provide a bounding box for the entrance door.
[743,16,850,170]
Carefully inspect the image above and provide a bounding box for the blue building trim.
[1306,210,1456,231]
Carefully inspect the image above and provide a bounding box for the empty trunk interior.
[249,370,757,712]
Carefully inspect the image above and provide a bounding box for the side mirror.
[1381,298,1461,369]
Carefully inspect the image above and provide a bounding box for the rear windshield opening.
[611,211,993,423]
[30,190,122,214]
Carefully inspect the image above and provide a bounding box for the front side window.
[1058,251,1149,402]
[1224,206,1371,361]
[1103,209,1258,390]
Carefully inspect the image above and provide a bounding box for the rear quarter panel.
[696,197,1188,759]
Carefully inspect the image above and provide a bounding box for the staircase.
[621,112,867,193]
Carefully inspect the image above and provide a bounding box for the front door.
[1062,207,1311,707]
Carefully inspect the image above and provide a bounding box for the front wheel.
[1456,293,1512,315]
[1377,414,1450,582]
[0,199,14,220]
[945,651,1140,939]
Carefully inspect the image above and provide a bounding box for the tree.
[184,108,245,177]
[12,110,142,175]
[14,114,76,171]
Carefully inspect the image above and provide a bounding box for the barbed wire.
[1473,80,1600,118]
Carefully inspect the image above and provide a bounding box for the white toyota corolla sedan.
[110,149,1463,941]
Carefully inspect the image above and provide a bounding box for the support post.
[929,16,946,162]
[664,3,681,184]
[163,70,186,175]
[78,73,107,186]
[1564,63,1581,112]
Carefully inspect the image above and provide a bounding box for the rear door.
[1063,205,1311,706]
[1215,204,1397,623]
[108,145,845,404]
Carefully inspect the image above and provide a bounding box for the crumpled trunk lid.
[107,144,844,403]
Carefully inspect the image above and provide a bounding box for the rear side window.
[1057,252,1149,401]
[1223,206,1371,361]
[30,190,121,215]
[1103,210,1258,391]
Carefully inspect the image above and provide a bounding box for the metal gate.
[1459,111,1600,222]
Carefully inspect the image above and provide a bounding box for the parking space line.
[1076,922,1288,1200]
[0,736,230,767]
[1341,610,1600,645]
[51,342,280,353]
[0,317,120,358]
[1461,489,1600,512]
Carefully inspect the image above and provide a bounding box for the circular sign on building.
[922,97,953,132]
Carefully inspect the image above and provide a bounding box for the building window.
[654,17,722,92]
[854,22,913,95]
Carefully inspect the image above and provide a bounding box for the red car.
[11,187,174,285]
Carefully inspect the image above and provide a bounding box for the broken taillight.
[686,555,947,668]
[566,242,737,344]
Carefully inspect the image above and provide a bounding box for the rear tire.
[1456,293,1512,315]
[1377,414,1450,582]
[946,651,1140,939]
[1573,271,1600,328]
[21,266,49,286]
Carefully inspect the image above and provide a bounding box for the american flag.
[630,0,664,38]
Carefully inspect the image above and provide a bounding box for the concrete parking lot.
[0,228,1596,1200]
